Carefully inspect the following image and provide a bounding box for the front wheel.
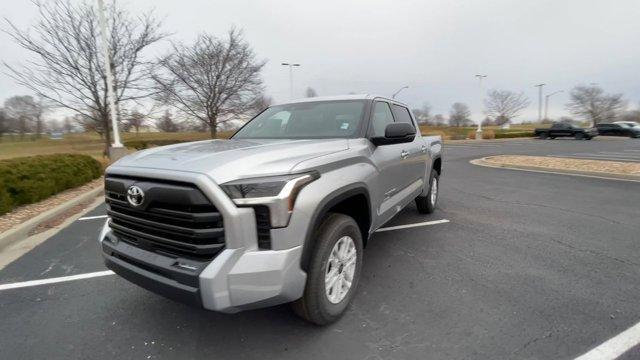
[575,133,585,140]
[539,132,549,139]
[292,213,363,325]
[416,169,439,214]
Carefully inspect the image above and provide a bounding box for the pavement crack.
[512,328,556,355]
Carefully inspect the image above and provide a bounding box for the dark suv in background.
[534,123,598,140]
[596,123,640,138]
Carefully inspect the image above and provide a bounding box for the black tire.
[550,136,556,139]
[415,169,439,214]
[539,132,549,139]
[575,132,585,140]
[292,213,363,325]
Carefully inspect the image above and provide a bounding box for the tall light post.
[534,83,546,122]
[97,0,124,159]
[475,74,487,140]
[281,62,300,99]
[392,85,409,99]
[544,90,563,121]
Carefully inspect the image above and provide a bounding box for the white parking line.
[575,321,640,360]
[78,215,108,221]
[376,219,450,232]
[0,270,115,291]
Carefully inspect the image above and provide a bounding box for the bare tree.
[485,90,530,125]
[566,85,626,125]
[3,95,43,138]
[433,114,445,126]
[62,116,75,133]
[251,94,273,115]
[449,102,471,127]
[47,118,63,132]
[75,112,104,138]
[0,108,8,140]
[152,28,266,138]
[481,117,495,126]
[620,102,640,123]
[412,103,431,125]
[126,109,146,133]
[4,0,165,150]
[155,110,181,132]
[305,87,318,98]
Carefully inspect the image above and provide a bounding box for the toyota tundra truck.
[99,95,443,325]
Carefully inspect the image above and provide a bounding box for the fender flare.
[299,184,371,271]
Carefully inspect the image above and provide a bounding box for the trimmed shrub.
[0,154,102,215]
[124,139,191,150]
[468,129,496,140]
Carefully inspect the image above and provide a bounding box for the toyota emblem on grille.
[126,185,145,207]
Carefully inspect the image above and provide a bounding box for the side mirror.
[371,123,416,146]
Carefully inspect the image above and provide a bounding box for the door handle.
[421,145,427,153]
[401,150,409,159]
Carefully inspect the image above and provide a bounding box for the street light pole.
[544,90,563,121]
[97,0,124,159]
[392,85,409,99]
[475,74,487,140]
[281,62,300,99]
[535,83,546,122]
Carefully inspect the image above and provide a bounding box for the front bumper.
[98,167,307,313]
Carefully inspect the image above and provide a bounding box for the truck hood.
[110,138,349,184]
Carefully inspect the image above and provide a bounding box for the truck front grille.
[105,176,225,260]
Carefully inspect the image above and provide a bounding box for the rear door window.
[391,104,416,129]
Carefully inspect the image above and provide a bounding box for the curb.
[0,186,104,252]
[471,157,640,183]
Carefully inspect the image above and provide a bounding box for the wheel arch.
[432,156,442,175]
[300,185,371,272]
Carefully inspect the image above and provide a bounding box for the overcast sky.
[1,0,639,122]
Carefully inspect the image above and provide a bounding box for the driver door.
[368,101,423,229]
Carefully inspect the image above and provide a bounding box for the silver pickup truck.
[99,94,443,325]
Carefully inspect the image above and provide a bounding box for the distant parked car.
[534,123,598,140]
[597,123,640,138]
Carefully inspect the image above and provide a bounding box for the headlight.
[220,172,319,227]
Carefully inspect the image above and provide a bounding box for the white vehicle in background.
[614,121,640,128]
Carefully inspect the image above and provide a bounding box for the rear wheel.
[292,213,363,325]
[416,169,439,214]
[575,132,585,140]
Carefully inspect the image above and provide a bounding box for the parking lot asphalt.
[1,138,640,359]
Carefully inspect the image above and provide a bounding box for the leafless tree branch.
[151,28,266,138]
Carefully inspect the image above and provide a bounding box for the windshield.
[233,100,366,139]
